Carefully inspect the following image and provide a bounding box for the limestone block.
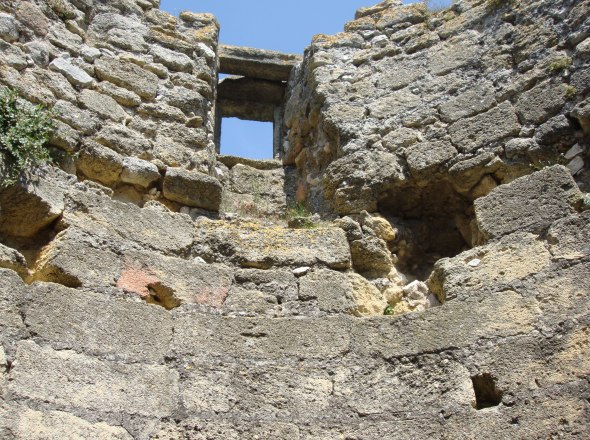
[33,69,78,102]
[76,141,123,186]
[159,86,206,114]
[0,41,27,70]
[0,174,64,237]
[428,232,552,302]
[78,90,128,122]
[0,269,28,344]
[32,227,122,288]
[516,80,568,125]
[121,157,160,187]
[571,96,590,134]
[0,405,133,440]
[24,41,51,66]
[95,57,159,99]
[97,81,142,107]
[170,314,352,362]
[219,44,302,81]
[137,102,186,123]
[0,243,27,275]
[406,140,457,180]
[163,168,223,211]
[449,102,521,153]
[16,2,49,37]
[298,269,356,314]
[534,114,575,145]
[0,13,19,42]
[193,220,351,270]
[48,57,94,88]
[117,251,234,308]
[151,45,193,72]
[439,83,496,123]
[347,273,388,316]
[8,340,179,419]
[547,211,590,260]
[54,100,100,135]
[25,282,172,363]
[94,124,152,158]
[350,235,394,277]
[234,268,298,303]
[63,188,195,255]
[50,120,81,153]
[474,166,583,242]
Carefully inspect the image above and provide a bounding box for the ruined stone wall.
[0,0,220,208]
[284,0,590,273]
[0,0,589,438]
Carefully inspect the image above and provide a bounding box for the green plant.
[285,202,318,229]
[582,195,590,211]
[565,85,577,100]
[0,88,54,187]
[549,56,572,73]
[383,304,394,315]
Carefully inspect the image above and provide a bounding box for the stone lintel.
[219,44,302,81]
[218,98,275,122]
[218,76,285,105]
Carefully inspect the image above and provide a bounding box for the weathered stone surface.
[474,166,583,242]
[0,40,27,70]
[54,100,100,135]
[121,157,160,187]
[151,44,193,72]
[78,89,129,122]
[350,235,394,277]
[48,57,94,88]
[193,220,351,270]
[449,102,521,153]
[76,141,123,186]
[94,124,152,158]
[0,269,28,345]
[0,405,133,440]
[163,168,222,211]
[219,44,302,81]
[9,340,179,419]
[516,80,567,125]
[298,269,356,314]
[406,140,457,179]
[95,57,159,99]
[547,211,590,260]
[24,283,172,363]
[0,243,27,275]
[96,81,142,107]
[0,173,64,237]
[0,13,19,42]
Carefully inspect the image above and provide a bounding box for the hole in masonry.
[145,282,181,310]
[220,118,274,160]
[471,373,503,410]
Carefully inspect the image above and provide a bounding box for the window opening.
[220,118,274,160]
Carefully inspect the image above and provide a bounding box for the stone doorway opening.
[219,118,274,159]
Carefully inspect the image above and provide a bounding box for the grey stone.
[0,269,28,345]
[534,114,575,145]
[547,211,590,260]
[48,57,94,88]
[50,120,82,153]
[158,86,206,114]
[0,243,27,275]
[163,168,223,211]
[567,156,584,175]
[76,141,123,186]
[0,13,19,42]
[9,340,179,419]
[94,125,152,158]
[24,41,51,66]
[0,41,27,70]
[0,172,64,238]
[137,102,186,122]
[439,83,496,123]
[474,165,583,242]
[15,1,49,37]
[406,141,457,180]
[54,100,100,135]
[25,283,172,363]
[516,80,567,125]
[121,157,160,187]
[80,44,102,62]
[193,220,351,270]
[299,269,355,313]
[95,57,159,99]
[350,235,394,277]
[96,81,142,107]
[449,102,521,153]
[151,45,193,72]
[571,96,590,134]
[78,89,128,122]
[219,44,302,81]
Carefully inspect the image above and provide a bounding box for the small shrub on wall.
[0,88,54,187]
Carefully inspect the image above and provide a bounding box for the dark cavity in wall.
[378,179,474,280]
[471,373,504,410]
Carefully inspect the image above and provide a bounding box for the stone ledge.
[219,44,302,81]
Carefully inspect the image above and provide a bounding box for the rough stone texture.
[163,167,223,211]
[219,44,302,81]
[474,166,583,242]
[0,0,589,438]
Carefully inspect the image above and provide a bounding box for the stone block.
[298,269,356,314]
[547,211,590,260]
[76,141,123,186]
[406,140,457,180]
[516,80,567,125]
[121,157,160,187]
[171,314,352,362]
[24,283,172,363]
[8,341,179,419]
[219,45,302,81]
[0,173,64,237]
[78,90,128,123]
[0,243,28,275]
[0,269,28,345]
[0,405,133,440]
[449,102,521,153]
[193,220,351,270]
[94,124,152,159]
[95,57,159,99]
[151,45,193,72]
[49,57,94,88]
[474,165,583,241]
[163,168,223,211]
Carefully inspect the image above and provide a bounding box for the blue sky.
[160,0,451,159]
